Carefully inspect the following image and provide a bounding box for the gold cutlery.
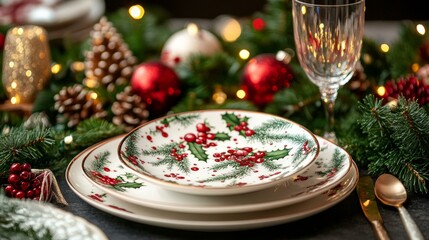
[375,173,425,240]
[356,175,390,240]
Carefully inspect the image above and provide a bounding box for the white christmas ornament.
[161,23,222,67]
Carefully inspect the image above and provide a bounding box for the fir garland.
[342,95,429,194]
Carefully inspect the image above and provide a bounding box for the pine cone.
[111,86,149,132]
[54,84,107,128]
[84,17,137,92]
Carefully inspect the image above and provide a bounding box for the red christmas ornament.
[131,61,181,116]
[241,53,294,107]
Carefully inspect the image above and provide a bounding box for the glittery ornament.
[2,25,51,104]
[161,23,222,67]
[241,53,294,107]
[131,61,181,116]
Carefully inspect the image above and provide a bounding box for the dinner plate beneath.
[66,143,358,232]
[118,110,320,196]
[82,135,351,214]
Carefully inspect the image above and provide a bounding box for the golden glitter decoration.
[2,25,51,104]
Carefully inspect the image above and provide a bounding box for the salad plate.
[82,135,351,214]
[67,143,358,231]
[117,110,320,196]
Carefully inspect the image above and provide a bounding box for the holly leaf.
[113,182,144,192]
[265,148,291,161]
[187,142,208,162]
[222,112,241,131]
[221,112,250,132]
[214,132,230,141]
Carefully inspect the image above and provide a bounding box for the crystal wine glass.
[292,0,365,142]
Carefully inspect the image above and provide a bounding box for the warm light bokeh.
[239,49,250,60]
[129,5,145,20]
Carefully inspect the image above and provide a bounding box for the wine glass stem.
[321,88,338,142]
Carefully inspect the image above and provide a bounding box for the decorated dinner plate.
[1,195,107,240]
[117,110,320,196]
[66,142,359,231]
[82,135,351,214]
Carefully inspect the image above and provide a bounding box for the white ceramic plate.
[66,142,358,232]
[28,0,92,26]
[82,135,350,214]
[117,110,320,196]
[0,195,107,240]
[47,0,105,40]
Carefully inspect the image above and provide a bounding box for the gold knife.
[356,175,390,240]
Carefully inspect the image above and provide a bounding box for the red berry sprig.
[4,163,43,201]
[183,122,218,148]
[233,121,255,136]
[381,76,429,105]
[213,147,266,167]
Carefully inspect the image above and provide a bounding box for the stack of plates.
[66,110,359,232]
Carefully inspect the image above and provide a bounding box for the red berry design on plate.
[184,133,197,142]
[182,122,222,150]
[4,162,46,201]
[90,171,122,186]
[212,147,266,167]
[170,147,188,161]
[233,121,255,136]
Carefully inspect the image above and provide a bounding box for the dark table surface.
[57,174,429,240]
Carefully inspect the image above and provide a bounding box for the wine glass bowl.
[292,0,365,142]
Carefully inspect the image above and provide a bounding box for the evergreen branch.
[353,95,429,193]
[160,114,200,127]
[71,118,124,148]
[250,119,317,146]
[261,159,282,171]
[202,166,251,183]
[142,142,176,156]
[123,131,140,157]
[391,98,429,158]
[0,126,55,177]
[151,156,191,174]
[316,148,346,176]
[91,151,111,172]
[210,161,237,171]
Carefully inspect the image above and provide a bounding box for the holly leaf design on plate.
[222,112,249,129]
[265,148,291,160]
[113,182,144,192]
[222,112,250,137]
[214,132,230,141]
[187,142,208,162]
